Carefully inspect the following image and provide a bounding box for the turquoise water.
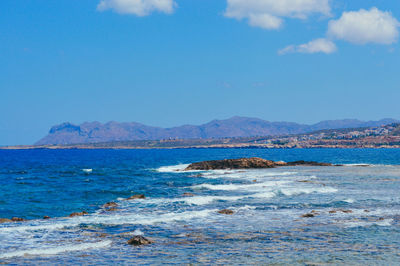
[1,149,400,264]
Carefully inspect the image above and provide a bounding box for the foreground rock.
[127,236,154,246]
[185,157,333,171]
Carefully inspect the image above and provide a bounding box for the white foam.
[0,240,112,259]
[342,164,372,167]
[82,169,93,173]
[132,229,144,236]
[344,219,393,228]
[192,181,291,191]
[279,186,338,196]
[0,209,218,233]
[342,198,355,203]
[156,164,190,172]
[250,191,277,199]
[182,196,245,205]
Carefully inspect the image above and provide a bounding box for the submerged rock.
[182,193,195,197]
[184,157,333,170]
[301,213,315,218]
[103,202,118,208]
[69,211,88,217]
[11,217,25,222]
[0,217,26,223]
[218,209,234,215]
[127,236,154,246]
[285,160,333,167]
[126,194,146,200]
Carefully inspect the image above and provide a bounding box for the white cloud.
[248,13,283,30]
[97,0,176,16]
[328,7,400,45]
[224,0,331,30]
[279,38,337,55]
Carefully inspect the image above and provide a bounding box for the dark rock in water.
[184,157,333,170]
[11,217,25,222]
[185,157,276,170]
[69,211,88,217]
[126,194,146,200]
[329,210,337,214]
[341,210,353,213]
[301,213,315,218]
[103,202,118,208]
[127,236,154,246]
[0,218,13,223]
[182,193,195,197]
[285,160,333,166]
[43,216,51,219]
[218,209,234,215]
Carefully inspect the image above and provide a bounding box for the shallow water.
[1,149,400,264]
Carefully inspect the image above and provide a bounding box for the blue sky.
[1,0,400,145]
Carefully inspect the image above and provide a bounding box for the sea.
[0,148,400,265]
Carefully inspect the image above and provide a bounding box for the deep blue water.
[1,148,400,264]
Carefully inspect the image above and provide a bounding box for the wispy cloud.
[97,0,177,16]
[279,38,337,55]
[224,0,331,30]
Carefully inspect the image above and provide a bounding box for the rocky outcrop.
[127,236,154,246]
[218,209,234,215]
[126,194,146,200]
[184,157,333,170]
[11,217,25,222]
[103,202,118,208]
[0,218,13,223]
[185,158,276,170]
[69,211,88,217]
[0,217,26,223]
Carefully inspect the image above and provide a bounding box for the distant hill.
[35,117,399,145]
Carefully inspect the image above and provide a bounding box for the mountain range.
[35,117,399,145]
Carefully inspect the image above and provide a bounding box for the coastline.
[2,143,400,150]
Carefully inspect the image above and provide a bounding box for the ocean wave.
[279,186,338,196]
[155,164,190,172]
[0,209,218,233]
[342,164,372,167]
[343,219,393,228]
[0,240,112,259]
[191,181,292,191]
